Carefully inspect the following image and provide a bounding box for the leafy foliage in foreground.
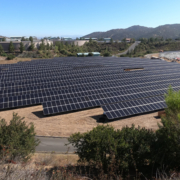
[68,125,156,177]
[7,54,15,60]
[156,86,180,170]
[0,113,40,162]
[69,87,180,177]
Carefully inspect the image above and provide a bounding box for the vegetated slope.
[83,24,180,40]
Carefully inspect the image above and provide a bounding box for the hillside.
[83,24,180,40]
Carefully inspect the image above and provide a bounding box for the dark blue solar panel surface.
[0,57,179,120]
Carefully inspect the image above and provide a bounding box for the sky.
[0,0,180,38]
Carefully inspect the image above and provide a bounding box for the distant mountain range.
[82,24,180,40]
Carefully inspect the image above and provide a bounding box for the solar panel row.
[0,57,179,120]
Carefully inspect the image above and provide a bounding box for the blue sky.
[0,0,180,38]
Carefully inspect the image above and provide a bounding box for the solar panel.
[102,96,167,119]
[0,57,179,120]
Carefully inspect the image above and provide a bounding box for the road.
[117,41,141,56]
[35,136,75,153]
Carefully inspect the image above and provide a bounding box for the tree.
[7,54,15,60]
[29,36,35,51]
[0,113,40,162]
[2,37,6,41]
[29,43,35,51]
[46,43,50,50]
[89,37,92,43]
[19,42,25,53]
[8,41,15,53]
[21,37,26,41]
[0,44,4,55]
[122,38,126,42]
[110,38,113,44]
[68,125,117,171]
[88,52,93,56]
[156,86,180,169]
[130,38,135,43]
[29,36,33,43]
[68,125,156,175]
[39,40,45,50]
[103,51,111,57]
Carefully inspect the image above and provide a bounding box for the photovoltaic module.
[0,57,179,120]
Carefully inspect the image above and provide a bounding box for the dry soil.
[0,105,161,137]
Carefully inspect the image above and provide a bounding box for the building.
[61,37,72,41]
[77,52,100,57]
[5,36,37,41]
[52,39,89,47]
[125,38,131,43]
[103,38,111,42]
[0,39,53,52]
[0,36,6,41]
[46,37,60,41]
[10,36,23,40]
[81,37,97,41]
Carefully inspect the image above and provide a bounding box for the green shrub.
[120,54,127,57]
[8,41,14,53]
[115,125,156,175]
[68,125,156,176]
[146,50,152,54]
[103,51,111,57]
[0,113,40,162]
[7,54,15,60]
[67,52,75,56]
[88,52,93,56]
[60,49,68,55]
[68,125,117,171]
[0,44,4,55]
[1,52,7,57]
[155,86,180,171]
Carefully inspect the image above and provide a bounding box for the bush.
[0,44,4,55]
[155,86,180,171]
[60,49,68,55]
[67,52,76,56]
[120,54,127,57]
[1,52,7,57]
[7,54,15,60]
[103,51,111,57]
[88,52,93,56]
[146,50,152,54]
[0,113,40,162]
[8,41,14,53]
[68,125,156,176]
[68,125,117,171]
[68,87,180,177]
[115,125,156,175]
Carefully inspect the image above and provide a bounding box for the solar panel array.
[0,57,179,120]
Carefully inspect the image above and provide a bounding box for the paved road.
[117,41,141,56]
[35,136,75,153]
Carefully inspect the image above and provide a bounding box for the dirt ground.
[0,105,161,137]
[0,57,41,64]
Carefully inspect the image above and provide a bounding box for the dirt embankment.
[0,105,161,137]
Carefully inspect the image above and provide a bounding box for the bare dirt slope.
[0,105,161,137]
